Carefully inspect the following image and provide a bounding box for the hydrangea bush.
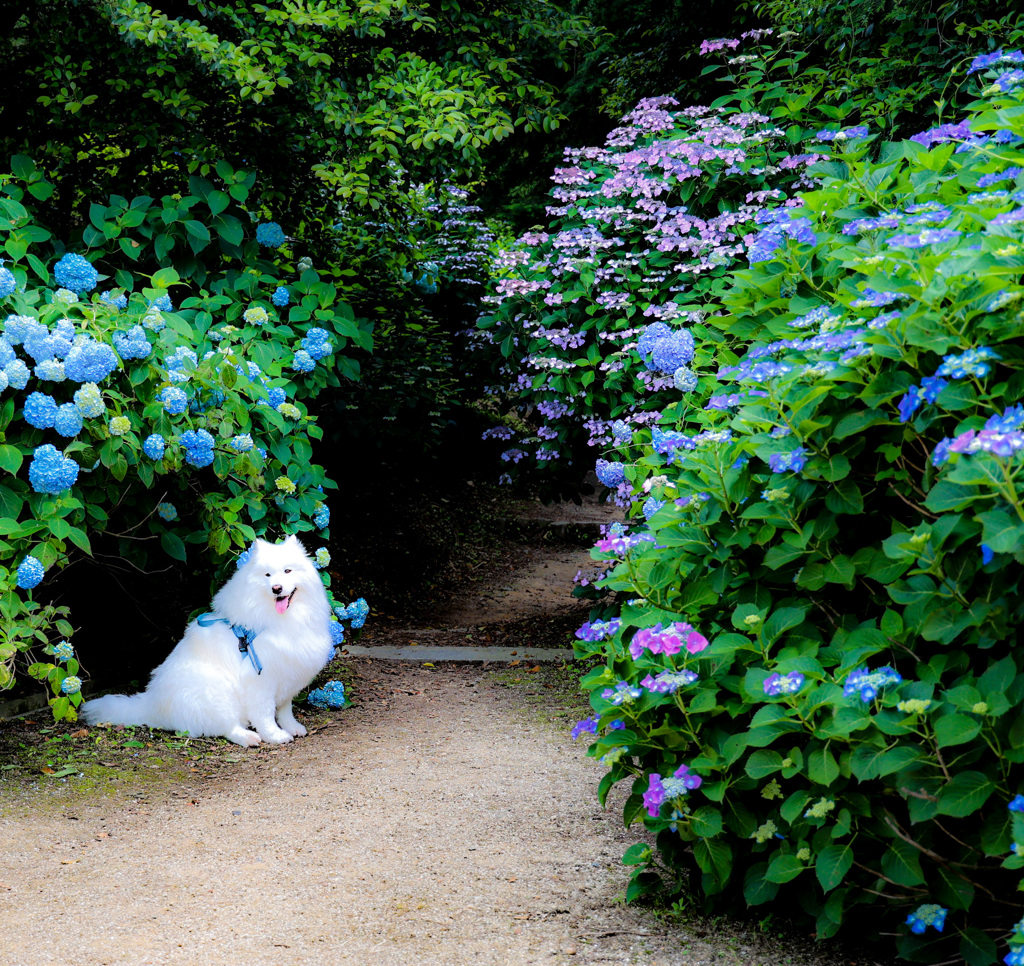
[503,44,1024,966]
[0,157,374,718]
[476,31,838,491]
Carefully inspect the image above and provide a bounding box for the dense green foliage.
[4,0,592,245]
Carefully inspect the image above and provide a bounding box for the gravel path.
[2,661,863,966]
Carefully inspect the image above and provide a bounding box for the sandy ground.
[1,661,873,966]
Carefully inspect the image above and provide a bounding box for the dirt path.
[0,499,872,966]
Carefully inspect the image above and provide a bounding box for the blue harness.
[197,613,263,675]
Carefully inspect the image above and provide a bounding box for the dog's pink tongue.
[276,597,290,614]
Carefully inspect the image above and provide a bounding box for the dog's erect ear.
[283,534,299,545]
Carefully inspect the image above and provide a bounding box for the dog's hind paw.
[228,727,262,747]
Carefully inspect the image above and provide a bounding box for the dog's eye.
[285,569,291,574]
[265,572,271,577]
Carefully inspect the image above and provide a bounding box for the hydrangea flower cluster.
[768,448,807,473]
[179,429,215,467]
[307,680,346,709]
[158,386,188,415]
[763,671,805,696]
[335,598,369,629]
[143,434,165,459]
[256,221,286,248]
[28,444,79,493]
[575,618,622,642]
[157,502,178,521]
[747,208,817,263]
[16,554,45,590]
[60,675,82,695]
[112,326,152,360]
[643,763,702,817]
[601,680,643,705]
[843,665,902,702]
[53,253,98,293]
[641,669,699,693]
[628,621,709,659]
[932,404,1024,465]
[905,904,948,935]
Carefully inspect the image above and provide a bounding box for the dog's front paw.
[283,721,307,738]
[260,728,294,745]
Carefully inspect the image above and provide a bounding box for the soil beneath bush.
[0,489,890,966]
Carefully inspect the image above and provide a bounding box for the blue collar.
[197,613,263,674]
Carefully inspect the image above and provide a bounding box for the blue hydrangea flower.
[673,366,698,391]
[73,382,106,418]
[301,327,333,360]
[53,253,99,293]
[53,640,74,662]
[329,620,345,645]
[844,665,902,702]
[23,392,59,429]
[595,459,626,487]
[291,349,315,373]
[937,346,999,379]
[307,680,346,709]
[98,290,128,310]
[571,714,600,740]
[649,330,695,372]
[643,496,665,520]
[313,502,330,529]
[769,447,807,473]
[53,403,84,438]
[0,263,16,299]
[271,286,290,307]
[35,359,66,382]
[267,387,287,408]
[969,49,1024,74]
[0,337,13,367]
[575,619,622,642]
[636,322,672,358]
[314,548,331,569]
[143,434,166,459]
[60,675,82,695]
[905,904,947,935]
[763,671,806,696]
[16,555,45,589]
[112,326,152,360]
[335,598,369,629]
[179,428,215,467]
[4,358,29,389]
[256,222,286,248]
[157,502,178,522]
[150,294,173,313]
[64,340,119,383]
[1009,794,1024,812]
[230,433,254,453]
[159,386,188,415]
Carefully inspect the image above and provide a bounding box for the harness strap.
[197,612,263,675]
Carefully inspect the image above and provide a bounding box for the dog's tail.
[80,692,155,727]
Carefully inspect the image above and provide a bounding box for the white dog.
[82,536,335,746]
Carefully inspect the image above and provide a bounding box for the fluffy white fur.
[82,536,335,747]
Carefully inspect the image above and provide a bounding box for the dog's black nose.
[272,584,283,595]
